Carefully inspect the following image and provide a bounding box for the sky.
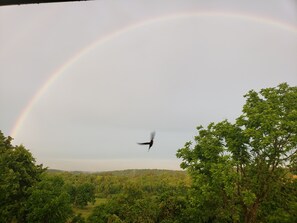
[0,0,297,171]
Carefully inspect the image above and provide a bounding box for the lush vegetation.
[1,83,296,222]
[177,83,297,222]
[0,131,190,223]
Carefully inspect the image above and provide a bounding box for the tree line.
[1,83,296,222]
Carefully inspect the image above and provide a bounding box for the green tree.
[88,181,160,223]
[66,182,96,208]
[87,201,120,223]
[71,213,86,223]
[177,83,297,223]
[26,174,73,223]
[0,131,45,222]
[157,190,188,223]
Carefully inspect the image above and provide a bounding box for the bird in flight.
[137,131,155,151]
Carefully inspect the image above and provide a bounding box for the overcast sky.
[1,0,297,171]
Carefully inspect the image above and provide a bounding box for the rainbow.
[10,11,297,138]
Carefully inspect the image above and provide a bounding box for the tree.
[68,182,96,208]
[177,83,297,223]
[88,181,160,223]
[87,200,120,223]
[26,174,73,223]
[0,131,45,222]
[157,190,188,223]
[71,213,86,223]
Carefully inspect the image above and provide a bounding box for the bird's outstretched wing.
[137,142,150,145]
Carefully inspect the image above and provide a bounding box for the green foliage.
[67,182,96,208]
[1,132,190,223]
[26,174,73,223]
[177,83,297,223]
[0,131,45,222]
[70,213,86,223]
[157,190,188,222]
[258,177,297,223]
[86,170,190,223]
[87,202,115,223]
[87,189,158,223]
[39,169,190,222]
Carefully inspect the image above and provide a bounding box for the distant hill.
[96,169,185,176]
[47,168,185,176]
[46,169,90,174]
